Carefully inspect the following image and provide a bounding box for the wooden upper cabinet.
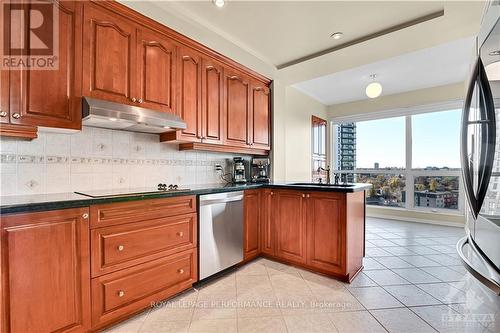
[224,69,250,148]
[176,47,202,141]
[244,190,260,260]
[1,208,91,333]
[275,190,307,264]
[201,59,224,145]
[8,1,82,129]
[136,28,176,113]
[306,192,345,274]
[250,81,270,149]
[83,2,136,105]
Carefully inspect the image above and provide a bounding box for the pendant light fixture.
[365,74,382,98]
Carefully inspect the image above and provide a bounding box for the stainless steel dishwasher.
[199,191,244,280]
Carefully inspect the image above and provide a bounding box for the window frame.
[330,100,465,215]
[312,115,328,182]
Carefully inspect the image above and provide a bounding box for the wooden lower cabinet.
[0,208,91,333]
[243,190,260,260]
[1,195,199,332]
[260,189,275,256]
[91,213,197,276]
[275,190,307,264]
[306,192,345,274]
[255,189,365,282]
[89,196,198,330]
[91,248,197,329]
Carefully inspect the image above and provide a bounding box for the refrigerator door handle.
[461,59,496,217]
[474,59,496,216]
[461,61,479,215]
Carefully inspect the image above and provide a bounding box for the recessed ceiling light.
[365,74,383,98]
[213,0,225,8]
[163,126,170,129]
[109,117,117,121]
[330,32,344,40]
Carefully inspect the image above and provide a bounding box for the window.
[412,110,461,169]
[356,117,405,169]
[333,108,463,214]
[312,116,327,182]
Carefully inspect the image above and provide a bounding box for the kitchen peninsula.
[0,182,370,332]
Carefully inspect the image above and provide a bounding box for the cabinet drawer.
[91,213,197,276]
[91,249,197,328]
[90,195,196,228]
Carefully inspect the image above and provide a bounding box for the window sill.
[367,204,464,217]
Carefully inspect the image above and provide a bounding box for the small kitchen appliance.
[251,157,271,183]
[232,157,248,184]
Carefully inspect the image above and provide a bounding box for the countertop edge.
[0,183,371,215]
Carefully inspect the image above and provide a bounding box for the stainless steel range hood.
[82,97,187,134]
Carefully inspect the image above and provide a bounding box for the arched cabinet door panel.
[177,48,202,141]
[9,1,83,129]
[201,59,224,145]
[223,69,250,148]
[250,82,270,149]
[137,28,176,114]
[82,2,136,105]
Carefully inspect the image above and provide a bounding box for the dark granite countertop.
[0,182,371,214]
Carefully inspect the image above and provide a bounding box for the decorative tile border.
[0,153,226,167]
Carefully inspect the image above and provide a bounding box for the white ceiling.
[293,37,475,105]
[151,1,484,69]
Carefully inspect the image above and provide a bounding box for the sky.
[354,110,462,169]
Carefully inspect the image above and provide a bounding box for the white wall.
[272,86,328,181]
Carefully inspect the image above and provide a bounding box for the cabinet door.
[201,59,224,144]
[224,69,250,147]
[306,192,345,274]
[275,190,307,263]
[136,28,176,113]
[1,208,91,333]
[260,189,275,256]
[250,82,270,149]
[244,190,260,260]
[9,1,82,129]
[177,47,202,142]
[83,2,136,105]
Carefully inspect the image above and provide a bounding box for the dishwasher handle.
[199,195,244,206]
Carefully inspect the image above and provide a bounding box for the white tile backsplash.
[0,126,240,196]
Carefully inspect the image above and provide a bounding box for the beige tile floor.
[104,218,499,333]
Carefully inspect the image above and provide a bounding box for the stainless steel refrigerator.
[458,1,500,294]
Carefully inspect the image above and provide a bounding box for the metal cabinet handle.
[177,231,184,237]
[12,113,20,119]
[138,99,143,103]
[0,111,7,117]
[306,194,310,198]
[302,194,305,198]
[82,213,89,219]
[131,97,137,102]
[117,245,124,251]
[178,269,184,274]
[118,290,125,297]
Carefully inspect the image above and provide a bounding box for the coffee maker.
[232,157,248,184]
[251,158,270,183]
